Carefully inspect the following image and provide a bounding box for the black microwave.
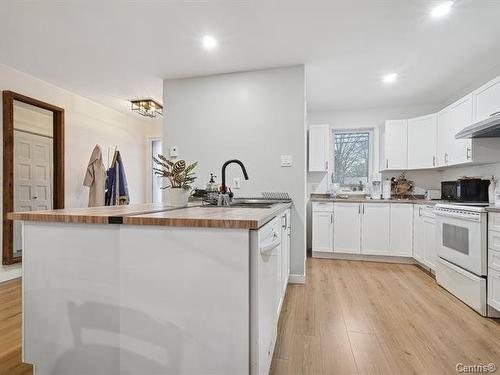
[441,179,490,202]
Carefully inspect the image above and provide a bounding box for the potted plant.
[153,154,198,207]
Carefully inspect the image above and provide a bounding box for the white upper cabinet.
[407,114,437,169]
[361,203,390,255]
[473,75,500,123]
[309,124,330,172]
[383,120,407,170]
[437,94,473,167]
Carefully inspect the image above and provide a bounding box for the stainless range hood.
[455,112,500,139]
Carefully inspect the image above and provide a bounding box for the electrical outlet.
[233,177,241,189]
[281,155,292,167]
[169,146,178,157]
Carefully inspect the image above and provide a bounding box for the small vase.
[164,188,189,207]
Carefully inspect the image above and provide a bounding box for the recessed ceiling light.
[383,73,398,84]
[202,35,217,50]
[431,1,453,18]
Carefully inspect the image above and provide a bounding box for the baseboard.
[0,264,22,283]
[312,251,415,265]
[288,273,305,284]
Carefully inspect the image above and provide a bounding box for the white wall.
[163,66,307,280]
[0,63,162,281]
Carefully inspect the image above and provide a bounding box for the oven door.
[434,208,487,276]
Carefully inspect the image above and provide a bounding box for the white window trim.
[147,136,163,203]
[329,128,374,192]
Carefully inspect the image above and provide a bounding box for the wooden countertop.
[8,202,292,229]
[123,203,292,229]
[7,203,181,224]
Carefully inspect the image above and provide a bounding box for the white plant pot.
[164,188,190,207]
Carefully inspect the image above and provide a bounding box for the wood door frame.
[2,91,65,265]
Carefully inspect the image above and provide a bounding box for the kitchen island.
[8,202,292,375]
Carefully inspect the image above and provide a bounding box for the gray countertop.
[310,193,444,206]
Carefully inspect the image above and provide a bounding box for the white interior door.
[14,130,53,254]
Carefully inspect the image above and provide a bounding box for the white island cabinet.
[10,203,292,375]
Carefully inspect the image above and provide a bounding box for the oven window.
[443,223,469,255]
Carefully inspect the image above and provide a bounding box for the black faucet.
[221,159,249,195]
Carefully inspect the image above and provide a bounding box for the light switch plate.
[281,155,293,167]
[169,146,178,157]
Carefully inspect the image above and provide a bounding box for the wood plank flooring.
[1,259,499,375]
[270,258,500,375]
[0,279,31,375]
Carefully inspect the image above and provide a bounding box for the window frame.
[329,128,374,192]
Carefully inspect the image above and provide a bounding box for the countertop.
[8,202,292,229]
[123,202,292,229]
[310,193,444,206]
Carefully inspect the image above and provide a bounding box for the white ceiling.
[1,1,500,114]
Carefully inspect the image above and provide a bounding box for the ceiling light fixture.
[202,35,217,50]
[130,99,163,118]
[383,73,398,84]
[431,1,453,18]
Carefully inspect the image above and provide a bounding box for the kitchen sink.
[202,198,290,208]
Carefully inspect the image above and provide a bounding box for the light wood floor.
[270,258,500,375]
[2,259,500,375]
[0,279,31,375]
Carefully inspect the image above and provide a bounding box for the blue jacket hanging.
[105,150,130,206]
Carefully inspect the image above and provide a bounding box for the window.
[331,130,372,191]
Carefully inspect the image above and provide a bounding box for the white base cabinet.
[389,204,414,257]
[361,203,390,255]
[333,203,361,254]
[312,202,334,253]
[413,205,436,270]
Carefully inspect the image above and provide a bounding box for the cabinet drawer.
[488,268,500,312]
[312,201,334,212]
[489,249,500,273]
[488,213,500,233]
[489,230,500,253]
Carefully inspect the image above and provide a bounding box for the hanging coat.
[105,150,130,206]
[83,145,107,207]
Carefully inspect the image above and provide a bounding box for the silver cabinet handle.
[432,156,436,167]
[362,204,365,214]
[358,204,361,214]
[330,213,333,224]
[324,160,328,170]
[386,159,389,169]
[466,147,471,160]
[490,111,500,117]
[444,153,448,164]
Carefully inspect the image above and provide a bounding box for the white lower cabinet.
[488,268,500,312]
[361,203,390,255]
[333,203,361,254]
[389,204,414,257]
[312,203,334,253]
[413,205,437,270]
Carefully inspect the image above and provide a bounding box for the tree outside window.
[332,131,370,191]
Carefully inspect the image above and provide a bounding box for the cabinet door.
[309,124,330,172]
[488,268,500,312]
[312,211,334,252]
[407,114,437,169]
[389,204,413,256]
[413,206,425,263]
[448,95,473,165]
[281,209,290,293]
[384,120,408,170]
[333,203,361,254]
[437,108,451,167]
[473,75,500,123]
[361,204,390,255]
[423,216,436,270]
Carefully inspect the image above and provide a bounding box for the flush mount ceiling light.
[130,99,163,118]
[383,73,398,84]
[202,35,217,50]
[431,1,453,18]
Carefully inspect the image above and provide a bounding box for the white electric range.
[434,202,493,316]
